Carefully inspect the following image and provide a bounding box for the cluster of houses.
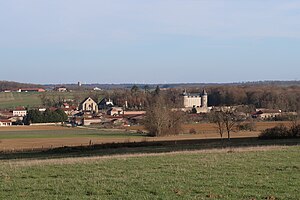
[72,97,145,126]
[0,97,146,127]
[0,89,298,127]
[0,106,28,126]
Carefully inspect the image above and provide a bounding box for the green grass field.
[0,91,103,109]
[0,146,299,199]
[0,128,143,139]
[0,92,42,108]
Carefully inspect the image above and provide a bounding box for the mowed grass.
[0,128,143,139]
[0,146,299,200]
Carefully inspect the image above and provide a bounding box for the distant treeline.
[206,85,300,111]
[107,85,300,112]
[43,80,300,90]
[0,81,43,91]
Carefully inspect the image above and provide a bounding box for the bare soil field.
[0,121,293,151]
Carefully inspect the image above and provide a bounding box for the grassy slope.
[0,92,42,108]
[0,146,299,200]
[0,91,102,109]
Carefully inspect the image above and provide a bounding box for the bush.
[238,122,256,131]
[259,124,299,139]
[189,128,197,134]
[290,124,300,137]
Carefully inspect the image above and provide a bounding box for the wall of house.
[0,121,12,126]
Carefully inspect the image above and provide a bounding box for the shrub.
[238,122,256,131]
[290,124,300,137]
[189,128,197,134]
[259,124,296,139]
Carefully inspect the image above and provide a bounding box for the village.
[0,86,297,127]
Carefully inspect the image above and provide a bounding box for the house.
[12,107,27,117]
[98,98,114,109]
[79,97,99,113]
[54,86,67,92]
[93,87,102,91]
[252,109,282,119]
[0,111,13,118]
[18,88,45,92]
[107,107,123,116]
[62,103,70,109]
[0,119,12,126]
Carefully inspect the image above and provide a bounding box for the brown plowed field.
[0,121,292,151]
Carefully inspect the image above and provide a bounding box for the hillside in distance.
[44,80,300,90]
[1,80,300,91]
[0,80,43,91]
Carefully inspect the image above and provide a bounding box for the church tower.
[201,89,208,107]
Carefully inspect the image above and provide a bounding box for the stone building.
[183,89,209,113]
[79,97,99,113]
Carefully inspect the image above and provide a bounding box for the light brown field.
[0,121,293,151]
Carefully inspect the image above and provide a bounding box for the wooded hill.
[0,81,43,91]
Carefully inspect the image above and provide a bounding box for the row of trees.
[24,109,68,124]
[207,85,300,111]
[107,85,300,111]
[0,81,42,91]
[38,84,300,112]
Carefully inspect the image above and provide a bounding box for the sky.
[0,0,300,84]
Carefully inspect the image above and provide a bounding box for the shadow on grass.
[1,137,300,160]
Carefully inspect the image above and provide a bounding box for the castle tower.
[183,89,189,108]
[201,89,208,107]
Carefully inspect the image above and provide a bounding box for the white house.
[107,107,124,116]
[0,119,12,126]
[12,108,27,117]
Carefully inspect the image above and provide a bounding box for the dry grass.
[3,145,288,167]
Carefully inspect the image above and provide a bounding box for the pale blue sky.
[0,0,300,84]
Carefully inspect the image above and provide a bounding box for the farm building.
[0,119,12,126]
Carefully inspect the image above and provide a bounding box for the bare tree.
[209,111,225,138]
[210,109,240,140]
[143,94,183,137]
[222,110,240,140]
